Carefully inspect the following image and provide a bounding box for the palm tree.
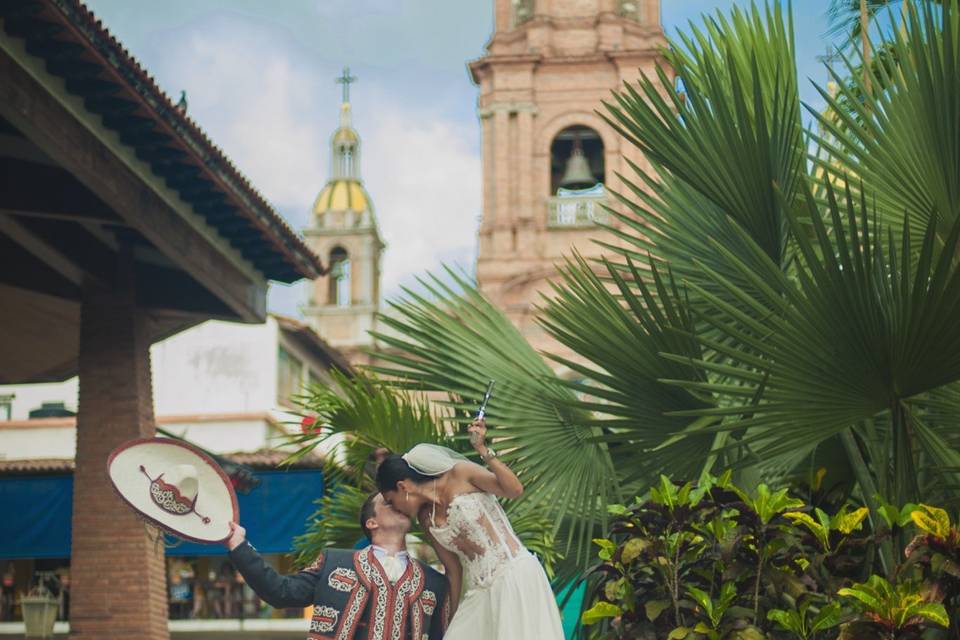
[293,0,960,581]
[286,369,561,571]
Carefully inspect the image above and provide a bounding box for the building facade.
[0,314,342,639]
[470,0,665,357]
[0,315,348,462]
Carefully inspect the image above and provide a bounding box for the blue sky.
[82,1,843,315]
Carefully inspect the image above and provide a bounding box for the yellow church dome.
[332,126,359,144]
[313,179,370,214]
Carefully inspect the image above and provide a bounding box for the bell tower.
[470,0,665,356]
[303,68,384,361]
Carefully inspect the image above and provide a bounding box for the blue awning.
[0,469,323,559]
[0,474,73,559]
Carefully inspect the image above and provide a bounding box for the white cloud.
[148,18,481,314]
[363,109,480,297]
[168,24,326,214]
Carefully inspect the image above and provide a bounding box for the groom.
[226,492,449,639]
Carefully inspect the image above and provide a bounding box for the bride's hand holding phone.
[467,418,487,453]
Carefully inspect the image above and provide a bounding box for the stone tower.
[303,69,384,362]
[470,0,665,358]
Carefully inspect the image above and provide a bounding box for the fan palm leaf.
[664,178,960,500]
[814,0,960,250]
[601,1,806,286]
[537,253,719,488]
[369,270,621,579]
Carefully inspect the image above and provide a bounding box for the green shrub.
[581,473,954,639]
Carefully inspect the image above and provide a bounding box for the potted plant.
[21,572,60,639]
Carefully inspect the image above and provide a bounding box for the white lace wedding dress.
[429,491,565,639]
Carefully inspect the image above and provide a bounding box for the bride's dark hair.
[376,454,433,492]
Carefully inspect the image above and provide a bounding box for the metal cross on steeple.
[816,46,842,78]
[335,67,357,104]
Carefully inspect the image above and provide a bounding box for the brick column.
[69,253,168,640]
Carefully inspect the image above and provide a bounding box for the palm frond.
[814,0,960,250]
[537,253,718,488]
[825,0,905,41]
[369,269,621,579]
[288,369,562,574]
[602,1,805,277]
[666,177,960,483]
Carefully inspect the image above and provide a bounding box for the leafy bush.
[581,473,954,639]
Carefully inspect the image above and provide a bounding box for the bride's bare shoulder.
[451,458,484,474]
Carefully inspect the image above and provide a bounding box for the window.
[328,247,351,308]
[619,1,641,21]
[0,395,12,421]
[511,0,534,26]
[277,347,304,405]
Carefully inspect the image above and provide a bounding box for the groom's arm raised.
[225,522,321,609]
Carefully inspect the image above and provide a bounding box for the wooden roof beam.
[0,38,267,322]
[0,215,88,285]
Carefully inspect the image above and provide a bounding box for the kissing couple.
[226,417,565,639]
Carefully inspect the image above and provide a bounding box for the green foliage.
[784,507,869,552]
[286,369,561,573]
[837,575,949,637]
[581,473,872,639]
[366,269,618,582]
[768,602,842,640]
[583,472,960,639]
[817,0,960,252]
[286,0,960,604]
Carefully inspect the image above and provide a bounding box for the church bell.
[559,139,597,190]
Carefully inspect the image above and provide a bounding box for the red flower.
[301,415,318,433]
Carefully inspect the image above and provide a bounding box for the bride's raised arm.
[462,418,523,499]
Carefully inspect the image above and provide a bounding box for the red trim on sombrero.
[106,437,239,544]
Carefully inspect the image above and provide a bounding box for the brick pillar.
[69,253,168,639]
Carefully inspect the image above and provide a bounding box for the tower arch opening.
[328,246,351,308]
[549,125,605,195]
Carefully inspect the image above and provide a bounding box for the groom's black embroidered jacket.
[230,541,448,640]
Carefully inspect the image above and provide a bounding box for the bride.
[376,418,564,639]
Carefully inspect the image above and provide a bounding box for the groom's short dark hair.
[359,492,379,541]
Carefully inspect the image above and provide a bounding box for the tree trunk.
[861,0,872,95]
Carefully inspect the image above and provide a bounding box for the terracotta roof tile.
[0,449,323,475]
[0,458,75,474]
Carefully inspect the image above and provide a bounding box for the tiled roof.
[0,449,323,475]
[224,449,325,469]
[0,0,325,282]
[273,314,354,373]
[0,458,74,473]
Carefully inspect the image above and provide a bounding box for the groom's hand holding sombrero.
[223,521,246,551]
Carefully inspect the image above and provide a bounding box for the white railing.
[547,195,608,228]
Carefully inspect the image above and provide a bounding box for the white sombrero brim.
[107,437,238,544]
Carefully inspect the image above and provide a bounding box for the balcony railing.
[547,195,608,228]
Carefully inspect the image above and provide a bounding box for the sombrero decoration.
[107,437,238,544]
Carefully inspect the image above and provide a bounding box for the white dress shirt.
[371,545,409,583]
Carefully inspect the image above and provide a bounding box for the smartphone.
[470,380,496,446]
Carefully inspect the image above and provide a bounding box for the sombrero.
[107,437,238,544]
